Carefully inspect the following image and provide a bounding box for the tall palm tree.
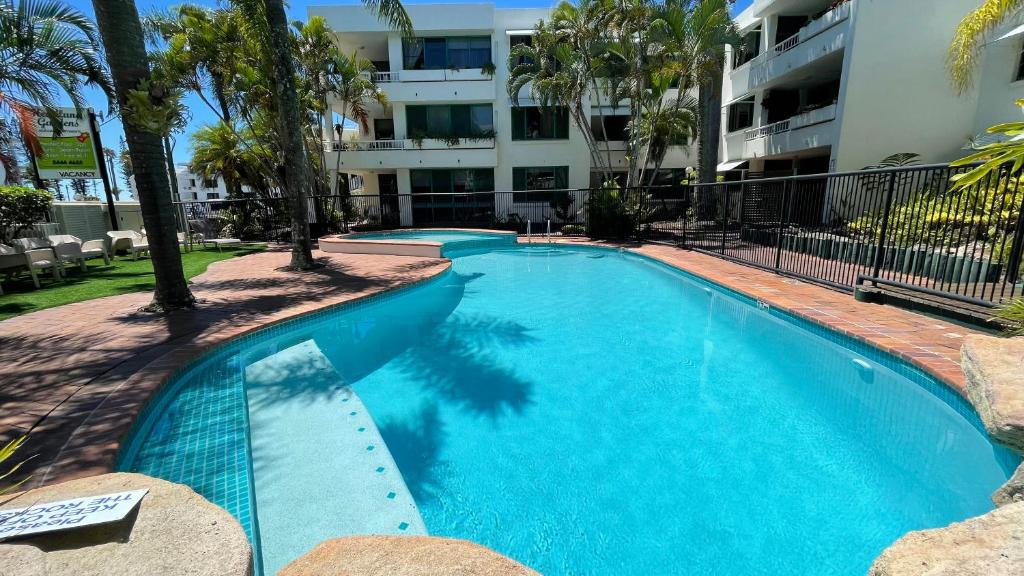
[948,0,1024,94]
[144,4,243,123]
[191,121,250,198]
[235,0,410,270]
[0,0,113,150]
[92,0,194,311]
[327,51,387,193]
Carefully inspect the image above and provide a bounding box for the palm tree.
[948,0,1024,94]
[326,51,388,193]
[0,0,113,151]
[234,0,410,270]
[191,122,250,198]
[144,4,243,123]
[92,0,194,311]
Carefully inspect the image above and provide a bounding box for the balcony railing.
[743,103,837,141]
[330,137,496,151]
[359,69,492,83]
[744,1,851,69]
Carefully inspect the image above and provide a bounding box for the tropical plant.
[0,0,114,149]
[948,0,1023,94]
[191,122,250,200]
[0,434,28,495]
[508,0,734,189]
[996,297,1024,335]
[0,184,51,242]
[92,0,195,311]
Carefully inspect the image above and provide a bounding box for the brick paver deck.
[0,240,985,489]
[0,247,450,487]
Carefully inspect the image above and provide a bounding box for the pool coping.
[320,229,517,259]
[31,237,984,489]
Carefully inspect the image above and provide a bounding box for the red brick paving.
[0,247,450,487]
[0,240,983,488]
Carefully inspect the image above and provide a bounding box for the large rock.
[993,462,1024,506]
[961,335,1024,452]
[0,472,251,576]
[279,536,539,576]
[868,501,1024,576]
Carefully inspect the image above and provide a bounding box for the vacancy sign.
[32,107,102,180]
[0,488,149,539]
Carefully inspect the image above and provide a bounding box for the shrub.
[561,224,585,236]
[0,185,52,243]
[997,298,1024,336]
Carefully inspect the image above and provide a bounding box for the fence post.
[720,184,730,254]
[1006,183,1024,285]
[774,178,790,271]
[869,171,899,284]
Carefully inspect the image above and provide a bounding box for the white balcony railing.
[359,69,493,83]
[743,103,837,141]
[744,1,851,69]
[330,138,496,151]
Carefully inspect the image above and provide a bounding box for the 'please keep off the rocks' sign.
[0,489,149,540]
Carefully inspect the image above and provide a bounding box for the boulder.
[961,335,1024,453]
[279,536,539,576]
[0,472,251,576]
[993,462,1024,506]
[868,501,1024,576]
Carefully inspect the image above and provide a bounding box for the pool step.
[244,339,426,574]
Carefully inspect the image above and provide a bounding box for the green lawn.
[0,244,265,321]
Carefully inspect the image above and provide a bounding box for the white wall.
[972,30,1024,136]
[832,0,981,171]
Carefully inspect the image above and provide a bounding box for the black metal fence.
[175,163,1024,311]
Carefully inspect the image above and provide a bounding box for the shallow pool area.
[320,229,517,257]
[119,242,1018,575]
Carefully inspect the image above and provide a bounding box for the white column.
[392,102,407,140]
[397,168,413,226]
[387,34,404,74]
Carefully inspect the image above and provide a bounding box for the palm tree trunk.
[92,0,195,311]
[698,73,723,184]
[263,0,316,269]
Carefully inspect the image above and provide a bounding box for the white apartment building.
[173,166,229,201]
[719,0,1024,176]
[309,3,696,227]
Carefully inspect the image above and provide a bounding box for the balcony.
[326,138,498,170]
[741,1,851,91]
[361,70,496,102]
[724,103,837,161]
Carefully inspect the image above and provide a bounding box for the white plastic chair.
[106,230,150,260]
[49,234,111,269]
[0,243,61,294]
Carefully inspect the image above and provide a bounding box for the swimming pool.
[119,243,1017,575]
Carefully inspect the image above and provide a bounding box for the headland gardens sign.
[0,488,149,540]
[32,107,101,180]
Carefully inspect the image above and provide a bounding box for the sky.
[60,0,754,190]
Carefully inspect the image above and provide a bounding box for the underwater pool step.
[244,339,426,574]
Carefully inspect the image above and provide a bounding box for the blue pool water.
[120,244,1016,575]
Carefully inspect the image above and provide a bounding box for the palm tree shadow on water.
[375,271,540,503]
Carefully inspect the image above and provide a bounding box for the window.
[510,34,533,66]
[410,169,494,194]
[727,97,755,132]
[188,178,196,188]
[407,105,494,138]
[513,166,569,202]
[591,115,629,141]
[732,28,761,69]
[203,178,217,188]
[402,36,491,70]
[511,107,569,140]
[1016,40,1024,81]
[206,192,221,200]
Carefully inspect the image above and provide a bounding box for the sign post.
[88,111,119,231]
[30,107,118,230]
